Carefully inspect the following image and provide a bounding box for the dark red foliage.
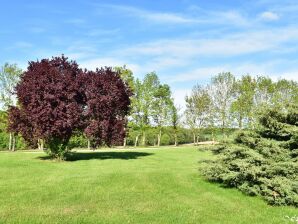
[11,56,85,154]
[7,106,36,147]
[8,56,131,156]
[82,68,131,146]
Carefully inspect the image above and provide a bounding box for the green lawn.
[0,146,297,224]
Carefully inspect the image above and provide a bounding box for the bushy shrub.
[160,133,171,146]
[68,134,88,149]
[202,105,298,207]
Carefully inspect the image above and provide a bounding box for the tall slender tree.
[0,63,22,151]
[170,103,180,146]
[114,65,134,147]
[230,75,256,129]
[152,84,172,147]
[208,72,235,138]
[185,85,211,144]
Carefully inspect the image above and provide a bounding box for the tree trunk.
[174,132,178,146]
[87,139,90,150]
[239,114,243,129]
[123,137,127,147]
[12,134,16,152]
[193,133,196,145]
[134,135,139,147]
[37,139,44,150]
[123,117,128,147]
[141,131,146,146]
[40,139,44,150]
[222,118,226,138]
[9,132,12,151]
[157,129,161,147]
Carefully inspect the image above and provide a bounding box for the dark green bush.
[68,134,88,149]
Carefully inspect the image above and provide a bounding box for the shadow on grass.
[39,151,154,161]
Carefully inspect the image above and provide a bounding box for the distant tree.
[185,85,211,144]
[0,63,22,109]
[129,78,145,146]
[230,75,256,129]
[129,73,160,146]
[273,79,298,108]
[140,72,160,145]
[152,84,172,147]
[170,103,180,146]
[113,65,134,147]
[83,68,131,148]
[0,63,22,151]
[254,76,275,107]
[208,72,235,138]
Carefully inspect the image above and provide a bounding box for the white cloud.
[141,12,199,24]
[259,11,279,21]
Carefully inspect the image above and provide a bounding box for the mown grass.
[0,146,297,224]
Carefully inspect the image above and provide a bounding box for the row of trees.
[185,72,298,143]
[1,57,297,151]
[125,72,177,147]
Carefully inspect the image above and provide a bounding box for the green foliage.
[160,133,171,145]
[0,63,22,109]
[46,137,69,160]
[202,105,298,207]
[68,134,88,149]
[0,110,27,150]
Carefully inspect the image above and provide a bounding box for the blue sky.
[1,0,298,106]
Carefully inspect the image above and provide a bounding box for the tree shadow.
[39,151,154,161]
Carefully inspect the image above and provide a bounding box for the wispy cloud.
[118,26,298,61]
[97,4,251,27]
[100,4,200,24]
[259,11,279,21]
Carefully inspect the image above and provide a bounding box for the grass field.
[0,146,297,224]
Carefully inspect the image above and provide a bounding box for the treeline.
[185,72,298,143]
[0,60,297,150]
[120,69,298,146]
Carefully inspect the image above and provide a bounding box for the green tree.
[230,75,256,129]
[170,103,180,146]
[0,63,22,151]
[114,65,135,147]
[185,85,212,144]
[273,79,298,108]
[152,84,172,147]
[129,77,152,146]
[139,72,160,146]
[208,72,235,138]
